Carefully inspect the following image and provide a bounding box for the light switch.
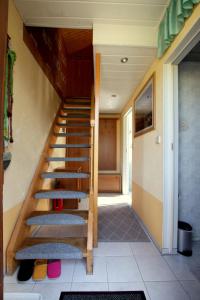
[155,135,161,144]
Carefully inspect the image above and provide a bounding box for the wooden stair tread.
[20,237,86,251]
[56,122,91,128]
[34,190,88,199]
[41,171,89,179]
[16,238,87,260]
[28,210,88,219]
[62,105,91,110]
[50,144,90,148]
[47,157,89,162]
[26,212,87,226]
[54,132,90,137]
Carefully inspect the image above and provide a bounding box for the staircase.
[6,97,95,275]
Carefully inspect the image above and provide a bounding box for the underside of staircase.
[6,97,96,275]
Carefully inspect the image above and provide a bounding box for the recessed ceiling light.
[121,57,128,63]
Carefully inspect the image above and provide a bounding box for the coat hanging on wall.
[4,37,16,143]
[3,36,16,170]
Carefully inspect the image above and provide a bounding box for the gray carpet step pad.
[56,123,91,127]
[54,132,90,137]
[34,190,87,199]
[16,241,85,260]
[27,213,86,226]
[50,144,90,148]
[59,114,90,118]
[28,210,88,219]
[65,97,90,101]
[47,157,89,162]
[64,102,91,105]
[41,172,89,179]
[62,105,91,111]
[65,99,90,102]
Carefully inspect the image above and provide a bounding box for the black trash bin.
[178,221,192,256]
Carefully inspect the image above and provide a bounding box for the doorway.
[123,108,133,198]
[178,45,200,241]
[163,21,200,254]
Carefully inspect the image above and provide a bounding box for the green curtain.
[4,49,16,141]
[157,0,200,58]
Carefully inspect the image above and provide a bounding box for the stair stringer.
[6,105,62,275]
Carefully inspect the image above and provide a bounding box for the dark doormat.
[60,291,146,300]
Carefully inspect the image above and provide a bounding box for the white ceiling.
[94,44,157,113]
[15,0,169,113]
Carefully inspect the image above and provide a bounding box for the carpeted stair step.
[26,213,86,226]
[65,97,90,102]
[59,114,90,119]
[47,157,89,162]
[27,210,88,220]
[50,144,90,149]
[64,102,90,106]
[64,100,91,105]
[54,132,90,137]
[34,190,87,199]
[65,98,90,101]
[41,172,89,179]
[56,122,91,127]
[15,238,86,260]
[62,106,91,111]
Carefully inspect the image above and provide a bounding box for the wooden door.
[99,118,117,171]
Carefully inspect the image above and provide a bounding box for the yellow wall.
[3,0,61,261]
[121,3,200,249]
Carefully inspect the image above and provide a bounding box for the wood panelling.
[99,118,117,171]
[23,27,93,99]
[98,174,121,193]
[67,58,93,98]
[60,29,92,56]
[0,0,8,295]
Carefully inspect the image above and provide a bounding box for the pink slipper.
[47,259,61,279]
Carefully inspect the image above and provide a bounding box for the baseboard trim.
[161,248,178,255]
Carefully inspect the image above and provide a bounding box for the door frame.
[0,0,9,296]
[122,108,132,195]
[163,18,200,254]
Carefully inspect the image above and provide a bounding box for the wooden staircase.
[6,97,96,275]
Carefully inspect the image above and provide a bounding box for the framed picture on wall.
[134,74,155,137]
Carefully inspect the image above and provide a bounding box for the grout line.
[142,281,151,300]
[133,252,152,300]
[178,280,193,299]
[105,256,109,285]
[163,255,184,282]
[70,259,77,289]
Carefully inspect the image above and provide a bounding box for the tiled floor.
[4,242,200,300]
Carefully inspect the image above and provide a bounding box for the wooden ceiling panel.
[60,28,93,55]
[24,27,93,100]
